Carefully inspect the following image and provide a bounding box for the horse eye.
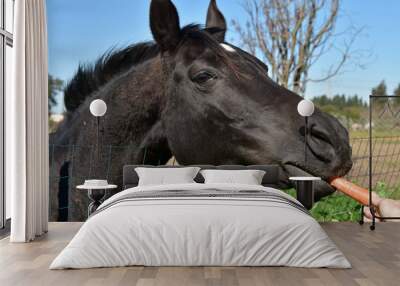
[192,71,216,85]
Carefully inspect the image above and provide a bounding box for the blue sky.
[47,0,400,113]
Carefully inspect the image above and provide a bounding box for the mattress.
[50,183,351,269]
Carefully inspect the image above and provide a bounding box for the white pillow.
[200,169,266,185]
[135,167,200,186]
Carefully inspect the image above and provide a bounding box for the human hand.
[364,192,400,222]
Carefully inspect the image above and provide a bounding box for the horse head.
[150,0,353,199]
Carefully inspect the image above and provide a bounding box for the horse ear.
[150,0,181,52]
[206,0,227,42]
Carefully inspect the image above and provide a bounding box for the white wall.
[4,0,14,220]
[5,0,14,33]
[5,44,13,219]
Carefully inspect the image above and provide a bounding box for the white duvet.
[50,183,351,269]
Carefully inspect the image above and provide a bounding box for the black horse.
[50,0,352,221]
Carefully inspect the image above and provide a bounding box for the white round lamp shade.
[297,99,315,117]
[90,99,107,117]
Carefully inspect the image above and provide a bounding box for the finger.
[371,191,383,206]
[363,216,372,222]
[379,199,400,218]
[364,207,372,219]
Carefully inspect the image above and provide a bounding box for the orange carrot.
[329,177,380,207]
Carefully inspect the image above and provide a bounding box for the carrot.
[329,177,381,207]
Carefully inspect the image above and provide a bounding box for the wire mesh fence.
[48,144,139,221]
[49,136,400,193]
[49,136,400,217]
[346,136,400,189]
[48,135,400,221]
[344,96,400,210]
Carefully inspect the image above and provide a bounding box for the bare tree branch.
[231,0,366,95]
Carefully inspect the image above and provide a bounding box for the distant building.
[351,123,362,131]
[364,122,374,130]
[49,114,65,133]
[50,114,64,123]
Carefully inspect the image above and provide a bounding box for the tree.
[394,84,400,97]
[232,0,364,95]
[341,106,361,129]
[48,74,63,114]
[48,74,64,133]
[371,80,387,97]
[313,94,366,110]
[313,94,367,129]
[393,83,400,105]
[370,80,388,108]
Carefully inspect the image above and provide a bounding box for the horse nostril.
[309,125,333,146]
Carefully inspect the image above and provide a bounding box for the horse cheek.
[173,72,183,84]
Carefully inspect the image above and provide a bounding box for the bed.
[50,165,350,269]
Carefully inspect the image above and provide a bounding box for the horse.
[50,0,352,221]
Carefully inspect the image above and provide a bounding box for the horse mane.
[64,24,236,112]
[64,42,160,112]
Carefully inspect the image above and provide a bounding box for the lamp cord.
[97,116,100,178]
[305,116,308,166]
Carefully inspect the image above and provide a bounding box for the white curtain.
[7,0,49,242]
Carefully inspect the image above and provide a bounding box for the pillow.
[135,167,201,186]
[200,169,266,185]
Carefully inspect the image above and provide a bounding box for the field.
[303,128,400,222]
[285,183,400,222]
[346,130,400,189]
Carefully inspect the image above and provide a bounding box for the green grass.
[284,182,400,222]
[374,182,400,200]
[310,194,361,222]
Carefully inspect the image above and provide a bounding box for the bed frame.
[123,165,280,189]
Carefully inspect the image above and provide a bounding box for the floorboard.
[0,222,399,286]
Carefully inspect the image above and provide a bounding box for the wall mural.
[49,0,353,221]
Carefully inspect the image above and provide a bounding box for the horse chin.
[282,163,336,200]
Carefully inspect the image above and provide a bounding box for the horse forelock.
[174,24,247,80]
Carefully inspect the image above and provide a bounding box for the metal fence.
[48,143,139,221]
[48,135,400,220]
[49,136,400,190]
[346,136,400,189]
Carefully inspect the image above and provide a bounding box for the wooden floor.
[0,222,399,286]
